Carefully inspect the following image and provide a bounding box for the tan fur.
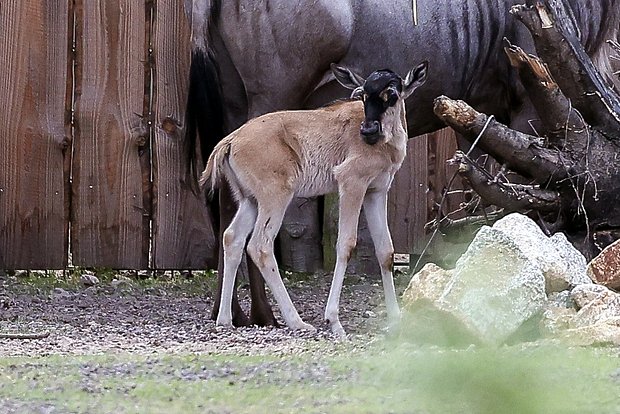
[201,100,407,202]
[204,96,409,334]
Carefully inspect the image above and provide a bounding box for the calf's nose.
[360,120,381,137]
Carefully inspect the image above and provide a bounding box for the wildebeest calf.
[200,62,428,336]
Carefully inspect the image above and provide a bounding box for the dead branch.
[433,96,570,182]
[0,331,50,340]
[504,39,590,156]
[435,211,505,232]
[511,2,620,135]
[449,151,562,212]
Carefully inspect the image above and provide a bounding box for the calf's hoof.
[290,321,316,332]
[328,321,347,339]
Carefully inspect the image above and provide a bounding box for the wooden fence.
[0,1,460,270]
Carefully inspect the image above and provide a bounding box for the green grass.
[1,343,619,413]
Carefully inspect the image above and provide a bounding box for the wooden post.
[150,0,217,269]
[71,0,148,268]
[0,1,72,269]
[388,135,429,254]
[279,197,323,272]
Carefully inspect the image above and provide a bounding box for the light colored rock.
[492,213,590,293]
[587,238,620,289]
[439,226,547,345]
[541,284,620,345]
[80,273,100,287]
[570,283,612,309]
[573,290,620,327]
[557,319,620,346]
[402,263,453,308]
[540,305,577,336]
[111,276,132,289]
[549,232,592,287]
[403,225,547,345]
[547,290,574,309]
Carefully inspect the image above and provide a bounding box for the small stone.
[570,284,612,309]
[402,263,452,308]
[52,288,72,299]
[111,276,131,289]
[80,273,100,287]
[363,310,376,318]
[587,238,620,289]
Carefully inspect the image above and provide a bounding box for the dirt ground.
[0,266,411,357]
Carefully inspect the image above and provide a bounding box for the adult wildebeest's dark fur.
[184,0,620,326]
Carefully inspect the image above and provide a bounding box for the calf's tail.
[199,136,233,197]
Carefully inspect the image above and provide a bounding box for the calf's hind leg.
[216,198,258,327]
[246,203,315,331]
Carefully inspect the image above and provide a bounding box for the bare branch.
[436,211,505,233]
[433,96,570,182]
[511,2,620,135]
[449,151,562,212]
[0,331,50,340]
[504,39,590,156]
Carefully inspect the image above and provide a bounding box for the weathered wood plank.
[428,128,465,221]
[388,135,428,254]
[0,1,71,269]
[71,0,148,268]
[151,1,217,269]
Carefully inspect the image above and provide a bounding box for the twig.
[413,117,495,272]
[0,331,50,340]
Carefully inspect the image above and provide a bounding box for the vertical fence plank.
[428,128,466,221]
[71,0,148,268]
[151,1,217,269]
[388,135,428,254]
[0,1,71,269]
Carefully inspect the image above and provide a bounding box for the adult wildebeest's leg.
[363,190,400,326]
[246,201,315,331]
[325,184,366,337]
[217,198,258,327]
[247,259,278,326]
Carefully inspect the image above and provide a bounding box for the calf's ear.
[331,63,366,90]
[403,61,428,99]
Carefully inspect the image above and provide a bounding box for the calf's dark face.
[331,61,428,145]
[360,71,403,144]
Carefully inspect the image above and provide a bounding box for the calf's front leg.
[325,185,366,337]
[363,189,400,328]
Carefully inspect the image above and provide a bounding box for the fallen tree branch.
[449,151,562,212]
[504,39,589,156]
[512,2,620,135]
[434,96,570,182]
[0,331,50,340]
[431,211,506,232]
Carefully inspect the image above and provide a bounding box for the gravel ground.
[0,267,410,357]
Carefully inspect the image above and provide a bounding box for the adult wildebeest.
[184,0,620,327]
[200,63,428,335]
